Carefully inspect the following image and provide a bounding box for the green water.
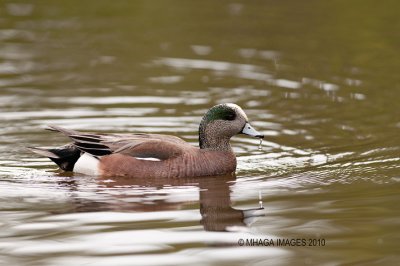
[0,1,399,265]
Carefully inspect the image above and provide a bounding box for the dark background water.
[0,1,399,265]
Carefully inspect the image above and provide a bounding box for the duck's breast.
[162,150,237,177]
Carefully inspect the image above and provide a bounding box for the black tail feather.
[27,147,60,159]
[28,144,81,171]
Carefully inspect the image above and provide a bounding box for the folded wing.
[47,125,188,160]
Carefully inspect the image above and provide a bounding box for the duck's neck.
[199,121,232,151]
[199,134,232,151]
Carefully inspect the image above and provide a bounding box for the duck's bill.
[241,122,264,138]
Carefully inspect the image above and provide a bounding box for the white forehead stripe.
[226,103,248,120]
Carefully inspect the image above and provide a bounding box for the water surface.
[0,1,399,265]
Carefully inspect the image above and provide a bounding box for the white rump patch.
[73,153,99,175]
[135,157,162,161]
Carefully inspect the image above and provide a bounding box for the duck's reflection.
[198,175,263,231]
[57,173,264,232]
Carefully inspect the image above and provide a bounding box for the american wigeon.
[29,103,264,178]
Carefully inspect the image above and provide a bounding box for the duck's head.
[199,103,264,150]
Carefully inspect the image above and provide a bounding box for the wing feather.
[47,125,190,160]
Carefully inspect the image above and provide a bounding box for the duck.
[29,103,264,178]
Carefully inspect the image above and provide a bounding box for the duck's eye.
[225,113,236,121]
